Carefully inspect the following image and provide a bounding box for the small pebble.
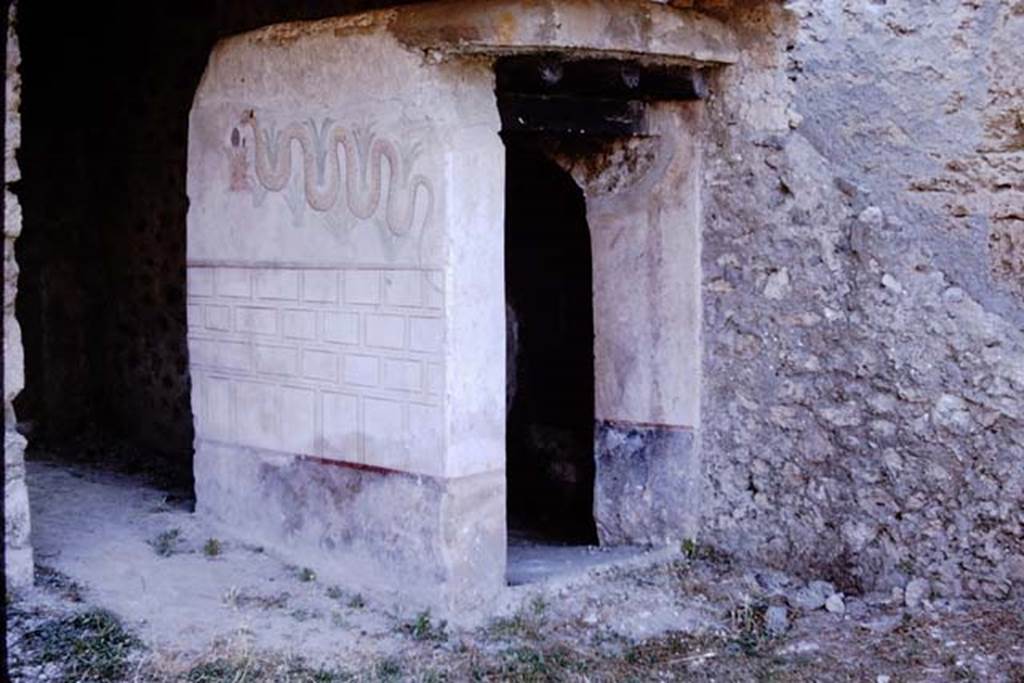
[825,593,846,614]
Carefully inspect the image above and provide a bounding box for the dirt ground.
[6,460,1024,682]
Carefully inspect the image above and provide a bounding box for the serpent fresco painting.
[234,110,434,238]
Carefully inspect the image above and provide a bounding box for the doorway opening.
[504,139,598,548]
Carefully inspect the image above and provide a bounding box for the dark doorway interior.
[504,140,598,546]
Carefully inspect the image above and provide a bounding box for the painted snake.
[240,110,434,237]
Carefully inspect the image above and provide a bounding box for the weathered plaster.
[5,0,33,592]
[546,102,705,544]
[188,16,507,611]
[391,0,740,65]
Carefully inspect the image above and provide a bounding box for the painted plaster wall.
[187,17,507,611]
[188,17,504,477]
[699,0,1024,600]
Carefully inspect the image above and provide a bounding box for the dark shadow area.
[504,139,598,545]
[12,1,419,494]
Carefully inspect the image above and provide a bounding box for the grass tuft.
[23,609,141,682]
[149,528,182,557]
[374,657,403,681]
[402,610,448,642]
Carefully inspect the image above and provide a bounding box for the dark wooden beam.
[496,56,708,102]
[497,94,647,136]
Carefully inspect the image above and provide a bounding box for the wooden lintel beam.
[497,94,647,136]
[496,56,708,102]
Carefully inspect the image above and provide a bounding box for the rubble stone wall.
[5,0,33,592]
[699,0,1024,600]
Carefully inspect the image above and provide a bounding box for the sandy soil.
[7,460,1024,681]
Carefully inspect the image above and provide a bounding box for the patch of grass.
[300,667,352,683]
[298,567,317,582]
[203,538,222,557]
[23,609,141,682]
[487,596,548,642]
[679,538,732,565]
[487,613,537,641]
[402,610,448,642]
[186,657,253,682]
[348,593,366,609]
[149,528,182,557]
[494,645,584,680]
[727,598,774,657]
[529,595,547,616]
[186,656,351,682]
[374,657,403,682]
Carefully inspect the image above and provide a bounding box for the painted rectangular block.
[343,354,379,387]
[254,344,299,376]
[366,314,406,349]
[205,305,232,331]
[382,358,422,392]
[302,349,338,382]
[216,268,252,298]
[192,339,250,371]
[323,312,359,345]
[188,268,214,297]
[410,317,443,353]
[256,269,300,300]
[304,270,338,303]
[345,270,380,305]
[283,309,317,340]
[236,306,278,335]
[383,270,423,307]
